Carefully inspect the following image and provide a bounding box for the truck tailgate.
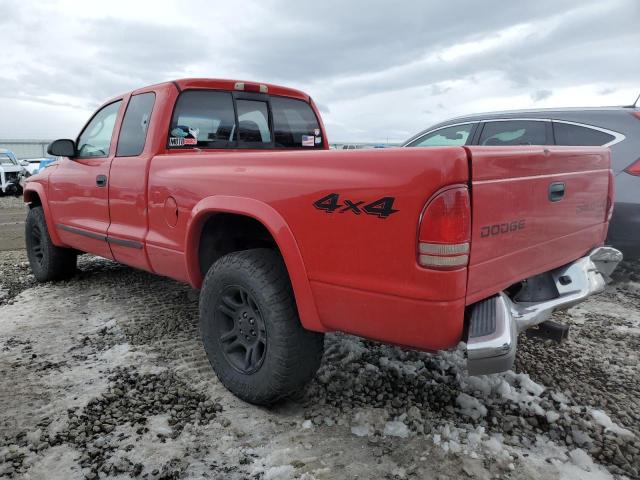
[465,146,611,304]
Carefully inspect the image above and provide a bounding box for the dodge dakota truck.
[24,78,622,405]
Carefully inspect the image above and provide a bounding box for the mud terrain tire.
[199,248,324,405]
[25,206,77,282]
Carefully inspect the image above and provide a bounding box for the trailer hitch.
[525,320,570,343]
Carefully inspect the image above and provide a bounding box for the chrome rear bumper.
[466,246,623,376]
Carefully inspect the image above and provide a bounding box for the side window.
[479,120,550,146]
[553,122,615,146]
[77,101,122,158]
[406,124,474,147]
[236,100,271,144]
[271,96,323,148]
[169,91,236,148]
[116,93,156,156]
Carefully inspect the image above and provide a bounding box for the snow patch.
[351,424,370,437]
[383,421,409,438]
[263,464,295,480]
[590,410,635,438]
[546,411,560,424]
[456,393,487,420]
[569,448,596,471]
[22,445,84,480]
[350,408,389,437]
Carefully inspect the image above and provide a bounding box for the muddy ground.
[0,196,638,480]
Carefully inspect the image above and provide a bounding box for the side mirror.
[47,139,76,157]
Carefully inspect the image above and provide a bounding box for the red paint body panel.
[465,146,610,303]
[311,281,465,352]
[23,79,613,353]
[182,195,325,332]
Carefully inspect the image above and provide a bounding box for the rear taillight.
[631,111,640,121]
[418,186,471,269]
[606,169,615,222]
[625,158,640,176]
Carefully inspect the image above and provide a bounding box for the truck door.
[48,100,123,259]
[106,92,157,271]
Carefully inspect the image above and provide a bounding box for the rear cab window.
[168,90,323,150]
[170,90,237,148]
[272,96,323,148]
[236,99,271,144]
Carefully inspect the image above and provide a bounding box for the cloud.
[0,0,638,142]
[532,89,553,102]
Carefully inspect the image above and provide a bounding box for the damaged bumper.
[466,246,623,376]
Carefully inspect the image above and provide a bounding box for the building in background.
[0,139,52,159]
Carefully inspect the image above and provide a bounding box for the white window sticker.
[315,136,322,144]
[314,128,320,136]
[170,125,199,147]
[302,135,315,147]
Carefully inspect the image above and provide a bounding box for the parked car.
[403,105,640,257]
[0,148,25,195]
[24,78,621,405]
[20,158,51,175]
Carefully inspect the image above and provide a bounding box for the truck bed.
[142,146,611,351]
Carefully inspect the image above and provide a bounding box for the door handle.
[96,175,107,187]
[549,182,565,202]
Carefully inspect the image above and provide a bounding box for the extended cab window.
[168,90,322,150]
[117,92,156,156]
[77,101,122,158]
[272,97,323,148]
[169,90,237,148]
[479,120,551,146]
[236,100,271,144]
[406,124,474,147]
[553,122,615,146]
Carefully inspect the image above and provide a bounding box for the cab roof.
[130,78,311,102]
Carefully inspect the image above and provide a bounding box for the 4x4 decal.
[313,193,398,218]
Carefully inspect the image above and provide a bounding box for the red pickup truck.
[24,78,622,405]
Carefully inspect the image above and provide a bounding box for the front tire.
[25,206,77,282]
[199,248,324,405]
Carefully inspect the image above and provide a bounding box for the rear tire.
[199,248,324,405]
[25,206,77,282]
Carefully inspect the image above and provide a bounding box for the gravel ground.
[0,200,638,479]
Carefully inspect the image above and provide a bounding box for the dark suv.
[404,106,640,258]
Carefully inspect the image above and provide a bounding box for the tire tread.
[199,248,324,405]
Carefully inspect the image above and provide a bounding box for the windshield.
[0,154,18,166]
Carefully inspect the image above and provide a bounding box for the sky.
[0,0,638,143]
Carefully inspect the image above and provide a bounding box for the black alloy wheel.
[217,285,267,374]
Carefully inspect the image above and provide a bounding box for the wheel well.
[24,190,41,207]
[198,213,278,278]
